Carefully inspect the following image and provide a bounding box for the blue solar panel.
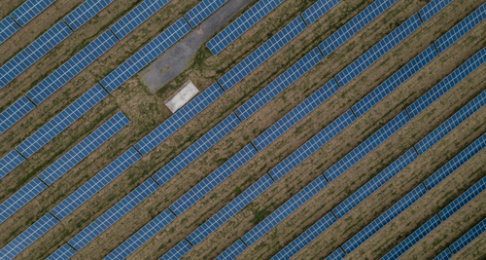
[0,150,25,180]
[252,79,339,151]
[152,113,240,186]
[104,209,176,260]
[423,132,486,190]
[269,110,355,181]
[10,0,56,27]
[236,48,323,121]
[333,148,417,219]
[407,46,486,119]
[50,148,141,220]
[38,112,130,185]
[318,0,400,56]
[215,239,247,260]
[270,212,337,260]
[433,249,453,260]
[0,213,58,260]
[46,244,76,260]
[435,3,486,53]
[324,111,409,182]
[135,83,223,155]
[218,16,306,91]
[68,178,158,250]
[335,14,421,87]
[186,174,274,245]
[64,0,115,31]
[184,0,229,28]
[170,144,257,215]
[352,45,437,118]
[301,0,341,25]
[0,177,46,224]
[110,0,171,39]
[440,176,486,221]
[381,215,441,260]
[0,96,36,136]
[419,0,454,23]
[100,18,190,92]
[0,21,72,89]
[0,17,20,44]
[242,175,327,246]
[325,248,346,260]
[27,30,118,105]
[16,84,108,158]
[415,89,486,155]
[449,218,486,254]
[342,185,427,254]
[159,239,193,260]
[206,0,286,55]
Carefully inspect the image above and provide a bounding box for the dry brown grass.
[0,0,26,20]
[449,228,486,260]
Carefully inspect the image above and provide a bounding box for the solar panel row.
[206,0,286,55]
[0,177,46,224]
[184,0,230,28]
[324,248,346,260]
[301,0,341,26]
[433,249,453,260]
[419,0,454,23]
[215,239,247,260]
[0,150,25,180]
[440,175,486,221]
[235,47,323,121]
[46,244,76,260]
[449,217,486,254]
[10,0,56,27]
[64,0,115,31]
[159,239,193,260]
[0,17,20,44]
[0,96,36,136]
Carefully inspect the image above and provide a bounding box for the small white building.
[165,80,199,113]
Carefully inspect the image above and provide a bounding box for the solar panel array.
[16,84,108,158]
[433,249,453,260]
[0,21,72,89]
[152,113,240,186]
[217,16,306,91]
[235,47,323,121]
[159,239,193,260]
[0,17,20,44]
[252,79,339,151]
[301,0,341,25]
[406,46,486,119]
[26,30,118,105]
[325,248,346,260]
[10,0,56,27]
[335,14,422,87]
[100,18,190,92]
[184,0,230,28]
[439,176,486,221]
[0,96,36,136]
[215,239,247,260]
[64,0,115,31]
[0,150,25,180]
[46,244,76,260]
[110,0,171,39]
[318,0,400,56]
[206,0,286,55]
[0,177,46,224]
[419,0,454,23]
[50,148,141,220]
[449,218,486,254]
[269,110,356,181]
[38,112,129,185]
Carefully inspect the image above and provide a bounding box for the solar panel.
[335,14,422,87]
[324,111,409,182]
[152,113,240,186]
[184,0,230,28]
[46,244,76,260]
[0,17,20,44]
[406,46,486,119]
[342,185,427,254]
[235,48,323,121]
[0,177,46,224]
[64,0,115,31]
[159,239,193,260]
[215,239,247,260]
[134,83,223,155]
[242,175,328,246]
[10,0,56,27]
[252,79,339,151]
[269,110,355,181]
[206,0,287,55]
[439,176,486,221]
[423,132,486,190]
[104,209,176,260]
[27,30,118,105]
[16,84,108,158]
[0,150,25,180]
[50,148,141,220]
[324,248,346,260]
[318,0,400,56]
[170,144,257,215]
[435,2,486,53]
[433,249,452,260]
[0,96,36,136]
[217,16,306,91]
[380,215,441,260]
[449,218,486,254]
[0,213,58,260]
[38,111,130,185]
[352,45,437,118]
[100,18,190,92]
[332,148,417,219]
[186,174,274,245]
[301,0,341,25]
[68,178,159,250]
[419,0,454,23]
[0,21,72,89]
[270,212,337,260]
[415,89,486,155]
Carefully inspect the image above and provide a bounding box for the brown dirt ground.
[449,228,486,260]
[0,0,26,20]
